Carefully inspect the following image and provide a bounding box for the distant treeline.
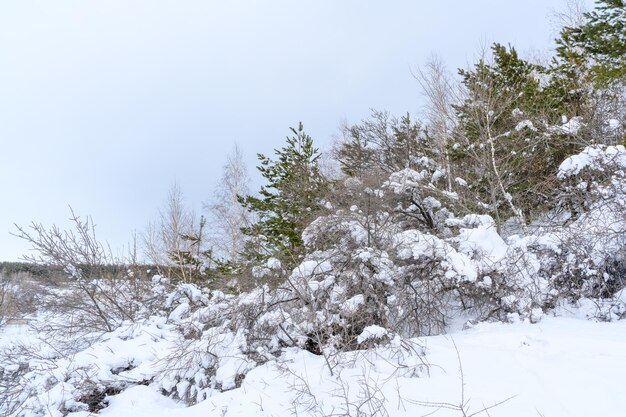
[0,261,158,280]
[0,261,64,278]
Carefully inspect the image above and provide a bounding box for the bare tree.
[0,276,12,327]
[549,0,587,35]
[334,110,427,180]
[414,54,460,192]
[205,145,252,262]
[144,182,202,281]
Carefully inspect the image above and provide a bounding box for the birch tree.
[205,145,252,262]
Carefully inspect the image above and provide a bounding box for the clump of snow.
[386,168,430,192]
[515,120,537,131]
[252,257,283,278]
[558,145,626,178]
[266,257,282,270]
[608,118,621,131]
[292,260,333,278]
[343,294,365,314]
[393,229,477,281]
[454,214,507,265]
[552,115,583,135]
[357,325,388,344]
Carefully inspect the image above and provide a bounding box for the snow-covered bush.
[157,284,257,403]
[551,145,626,300]
[279,169,486,342]
[291,145,626,338]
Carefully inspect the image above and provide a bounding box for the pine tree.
[239,123,328,266]
[558,0,626,86]
[452,44,583,228]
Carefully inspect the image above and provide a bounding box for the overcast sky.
[0,0,591,262]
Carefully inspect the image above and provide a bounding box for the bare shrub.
[0,277,13,327]
[12,209,164,336]
[0,273,46,328]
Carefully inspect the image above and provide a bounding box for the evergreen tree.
[239,123,328,266]
[554,0,625,146]
[452,44,584,227]
[558,0,626,86]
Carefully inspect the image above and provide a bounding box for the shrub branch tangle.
[13,209,159,334]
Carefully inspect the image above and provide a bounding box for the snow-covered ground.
[0,323,35,349]
[2,312,625,417]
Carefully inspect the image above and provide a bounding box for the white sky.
[0,0,591,261]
